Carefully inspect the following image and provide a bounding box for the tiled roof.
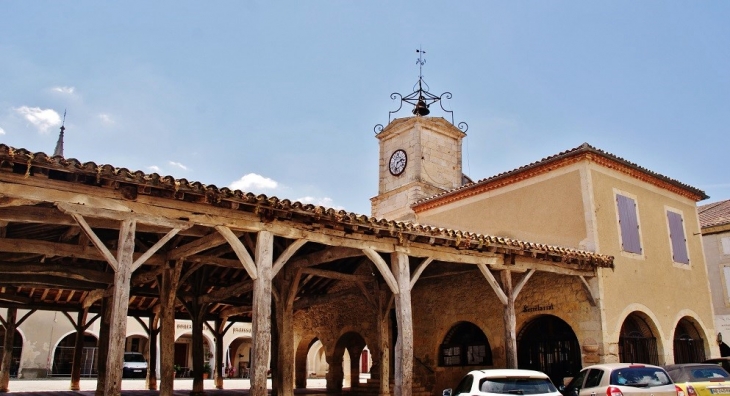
[0,144,613,268]
[413,143,708,211]
[699,199,730,229]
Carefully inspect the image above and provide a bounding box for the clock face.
[389,149,407,176]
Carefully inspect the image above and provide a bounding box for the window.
[722,237,730,255]
[616,193,642,254]
[723,265,730,304]
[667,210,689,264]
[584,369,604,388]
[440,322,492,366]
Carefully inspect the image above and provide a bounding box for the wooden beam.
[68,212,118,271]
[271,239,307,276]
[478,263,508,305]
[0,239,165,266]
[132,226,187,271]
[199,281,253,304]
[57,202,191,230]
[289,246,363,269]
[300,268,374,283]
[362,248,398,295]
[579,275,597,306]
[0,293,31,304]
[0,274,109,290]
[0,263,113,283]
[512,269,535,299]
[215,226,257,280]
[409,257,433,290]
[167,231,230,260]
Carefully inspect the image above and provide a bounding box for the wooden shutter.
[617,194,642,254]
[667,211,689,264]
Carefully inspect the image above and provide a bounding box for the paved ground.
[4,378,330,395]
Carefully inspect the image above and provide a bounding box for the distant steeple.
[53,110,66,157]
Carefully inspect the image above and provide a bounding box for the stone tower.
[371,116,466,221]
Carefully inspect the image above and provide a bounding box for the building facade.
[699,199,730,355]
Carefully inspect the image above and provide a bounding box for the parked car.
[122,352,148,378]
[443,369,561,396]
[560,363,679,396]
[665,363,730,396]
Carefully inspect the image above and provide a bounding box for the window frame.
[613,189,645,259]
[665,206,690,267]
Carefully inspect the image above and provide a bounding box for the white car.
[444,369,562,396]
[122,352,148,378]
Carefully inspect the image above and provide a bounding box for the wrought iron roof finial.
[374,48,468,134]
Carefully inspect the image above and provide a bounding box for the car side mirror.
[443,388,452,396]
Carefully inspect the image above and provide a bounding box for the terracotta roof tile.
[699,199,730,229]
[0,144,613,268]
[413,143,708,210]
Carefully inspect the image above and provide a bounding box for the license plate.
[134,370,142,372]
[711,388,730,394]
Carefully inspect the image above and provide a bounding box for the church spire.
[53,110,66,157]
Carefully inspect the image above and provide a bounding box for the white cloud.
[98,113,114,124]
[229,173,279,192]
[296,196,342,209]
[51,86,75,95]
[147,165,161,173]
[0,127,5,135]
[168,161,188,170]
[14,106,61,133]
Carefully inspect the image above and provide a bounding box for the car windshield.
[125,354,146,362]
[610,367,672,387]
[479,377,558,394]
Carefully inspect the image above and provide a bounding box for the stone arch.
[227,335,252,378]
[0,325,23,377]
[52,331,98,376]
[439,321,493,367]
[124,334,149,360]
[618,311,662,365]
[173,331,215,374]
[517,314,580,386]
[328,331,368,393]
[672,316,707,363]
[295,335,319,388]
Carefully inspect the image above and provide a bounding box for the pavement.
[4,378,331,395]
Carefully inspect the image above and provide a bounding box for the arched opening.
[330,332,368,393]
[295,337,322,388]
[0,327,22,377]
[173,333,213,378]
[228,336,252,378]
[125,335,149,360]
[619,312,659,365]
[673,317,706,363]
[440,321,492,367]
[52,332,98,377]
[517,315,580,386]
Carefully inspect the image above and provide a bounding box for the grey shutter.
[617,194,642,254]
[667,211,689,264]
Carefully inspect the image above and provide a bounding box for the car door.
[579,369,605,396]
[563,369,589,396]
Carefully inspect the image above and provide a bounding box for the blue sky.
[1,2,729,215]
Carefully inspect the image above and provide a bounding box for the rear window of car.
[479,377,558,394]
[690,367,730,380]
[610,367,672,387]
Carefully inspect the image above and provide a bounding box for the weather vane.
[374,48,468,134]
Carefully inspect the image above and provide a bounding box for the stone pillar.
[326,354,344,394]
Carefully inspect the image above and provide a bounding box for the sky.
[1,2,729,216]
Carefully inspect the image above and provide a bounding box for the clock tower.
[371,116,466,221]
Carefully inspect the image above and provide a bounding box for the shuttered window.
[667,211,689,264]
[617,194,642,254]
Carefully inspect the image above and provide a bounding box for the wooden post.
[214,318,225,390]
[501,270,517,368]
[159,260,182,396]
[70,309,89,391]
[251,231,273,396]
[392,252,413,396]
[377,288,391,396]
[146,315,160,390]
[104,219,136,396]
[95,295,113,396]
[190,304,206,396]
[0,308,17,393]
[273,268,299,396]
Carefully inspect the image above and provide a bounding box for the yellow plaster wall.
[416,168,588,249]
[589,167,716,362]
